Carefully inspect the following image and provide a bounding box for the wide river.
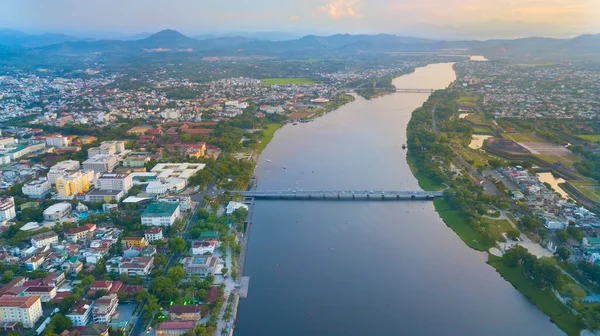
[235,63,564,336]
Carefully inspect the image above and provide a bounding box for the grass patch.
[456,147,488,168]
[434,198,495,251]
[504,133,544,143]
[535,154,579,167]
[472,126,493,134]
[466,113,492,126]
[574,134,600,142]
[261,78,315,85]
[570,180,600,204]
[256,123,283,152]
[488,254,584,336]
[456,93,479,107]
[482,218,513,239]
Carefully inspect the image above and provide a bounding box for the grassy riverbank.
[488,255,584,336]
[256,123,283,153]
[433,198,494,251]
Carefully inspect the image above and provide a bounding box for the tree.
[532,257,561,288]
[45,313,72,335]
[169,237,186,254]
[506,229,520,241]
[555,246,571,261]
[197,208,210,221]
[143,294,159,320]
[556,230,569,243]
[221,268,228,275]
[149,276,177,302]
[167,265,187,284]
[154,254,168,269]
[1,270,15,283]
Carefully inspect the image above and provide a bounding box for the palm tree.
[221,327,229,336]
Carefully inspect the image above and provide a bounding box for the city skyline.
[1,0,600,40]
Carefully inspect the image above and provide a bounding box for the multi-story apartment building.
[94,173,133,193]
[47,160,81,185]
[92,294,119,324]
[0,295,43,328]
[55,171,91,198]
[22,286,57,302]
[43,202,72,222]
[87,141,125,158]
[66,299,93,326]
[46,135,69,148]
[22,179,52,198]
[0,196,16,222]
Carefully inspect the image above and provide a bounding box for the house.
[226,201,248,215]
[0,277,25,296]
[191,240,218,255]
[145,227,163,243]
[24,254,45,271]
[168,305,202,321]
[66,299,94,326]
[156,321,196,336]
[30,231,59,248]
[141,202,181,227]
[583,237,600,252]
[0,295,43,328]
[204,287,221,304]
[122,237,148,248]
[65,224,97,242]
[92,294,119,323]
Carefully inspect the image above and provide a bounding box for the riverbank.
[405,90,584,335]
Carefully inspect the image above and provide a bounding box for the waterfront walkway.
[237,190,443,200]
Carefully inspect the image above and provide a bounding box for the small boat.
[293,122,298,125]
[283,166,287,170]
[402,144,407,149]
[265,159,272,163]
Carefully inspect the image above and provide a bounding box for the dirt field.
[519,142,572,156]
[288,111,312,120]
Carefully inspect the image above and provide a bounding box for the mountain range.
[1,29,600,61]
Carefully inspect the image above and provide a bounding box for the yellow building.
[0,295,43,328]
[55,171,91,197]
[123,237,149,248]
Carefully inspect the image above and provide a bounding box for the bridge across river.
[343,88,434,94]
[238,190,443,200]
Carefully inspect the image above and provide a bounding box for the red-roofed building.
[0,295,43,328]
[204,287,220,304]
[156,321,195,335]
[65,224,96,242]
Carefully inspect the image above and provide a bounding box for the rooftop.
[141,202,179,218]
[0,294,40,308]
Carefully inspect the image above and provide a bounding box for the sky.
[1,0,600,39]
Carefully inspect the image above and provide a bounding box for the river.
[234,63,563,336]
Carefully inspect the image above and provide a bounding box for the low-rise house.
[24,254,45,271]
[43,202,72,222]
[66,299,94,326]
[112,256,154,276]
[168,305,202,321]
[92,294,119,324]
[122,237,148,248]
[226,201,248,215]
[65,223,97,242]
[583,237,600,252]
[80,323,110,336]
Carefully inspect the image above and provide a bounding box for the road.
[431,105,439,133]
[213,244,240,336]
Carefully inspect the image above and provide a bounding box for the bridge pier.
[411,195,416,200]
[337,194,340,199]
[381,194,385,199]
[352,194,355,200]
[396,195,400,200]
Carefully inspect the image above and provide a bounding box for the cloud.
[290,15,300,20]
[318,0,364,20]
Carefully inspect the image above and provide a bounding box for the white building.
[0,196,16,222]
[145,227,163,243]
[47,160,81,185]
[43,202,72,222]
[150,163,206,182]
[46,136,69,148]
[22,179,52,198]
[146,177,187,195]
[0,137,16,149]
[66,300,93,327]
[94,173,133,193]
[92,294,119,324]
[226,201,248,215]
[82,154,119,173]
[30,231,59,248]
[117,257,154,276]
[87,141,125,158]
[191,240,218,255]
[141,202,181,227]
[161,109,180,120]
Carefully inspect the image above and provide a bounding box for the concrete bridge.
[343,88,434,94]
[237,190,444,200]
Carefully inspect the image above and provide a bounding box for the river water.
[235,63,563,336]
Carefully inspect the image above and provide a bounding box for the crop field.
[571,181,600,204]
[261,78,315,85]
[575,134,600,142]
[456,93,479,107]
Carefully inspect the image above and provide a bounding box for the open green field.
[406,155,446,191]
[574,134,600,142]
[571,181,600,204]
[456,93,479,107]
[256,123,283,152]
[535,154,580,167]
[488,255,584,336]
[434,198,495,251]
[465,113,491,125]
[456,147,488,168]
[472,126,493,134]
[261,78,315,85]
[482,218,513,239]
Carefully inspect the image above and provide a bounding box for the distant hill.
[2,28,599,60]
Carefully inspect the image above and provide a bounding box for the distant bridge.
[237,190,443,200]
[343,88,434,93]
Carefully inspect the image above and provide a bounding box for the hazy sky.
[1,0,599,39]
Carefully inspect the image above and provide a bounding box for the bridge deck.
[238,190,443,200]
